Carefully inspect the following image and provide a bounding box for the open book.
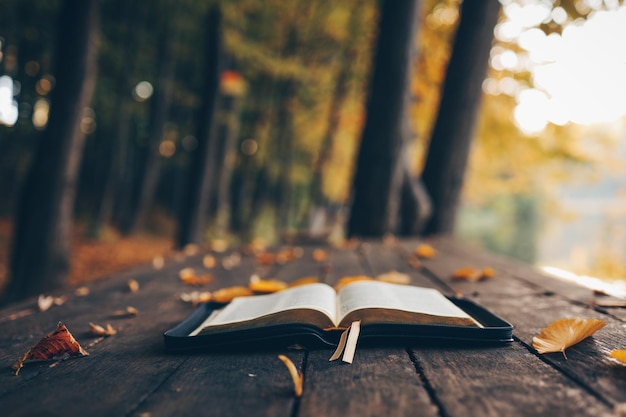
[164,281,513,351]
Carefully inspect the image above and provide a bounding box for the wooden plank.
[407,238,626,407]
[131,351,302,417]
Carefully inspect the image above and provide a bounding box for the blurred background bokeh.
[1,0,625,299]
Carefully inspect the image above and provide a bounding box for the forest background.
[0,0,625,299]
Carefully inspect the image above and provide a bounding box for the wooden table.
[1,237,625,417]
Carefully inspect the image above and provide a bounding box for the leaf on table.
[249,274,288,293]
[532,317,606,359]
[406,255,422,269]
[127,279,139,293]
[277,354,303,397]
[203,254,217,269]
[180,291,213,305]
[415,244,436,259]
[210,286,253,304]
[12,322,88,376]
[74,286,90,296]
[209,239,229,253]
[178,268,213,286]
[450,267,495,282]
[89,322,117,337]
[183,243,200,256]
[221,252,241,270]
[37,294,67,312]
[312,248,329,262]
[111,306,139,318]
[376,270,410,285]
[334,275,373,291]
[610,350,626,364]
[152,255,165,270]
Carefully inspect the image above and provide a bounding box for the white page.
[191,283,337,335]
[337,281,473,323]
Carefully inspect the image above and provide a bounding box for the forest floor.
[0,218,173,296]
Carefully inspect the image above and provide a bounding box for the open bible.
[164,281,513,351]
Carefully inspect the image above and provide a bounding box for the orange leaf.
[12,322,88,375]
[288,276,320,287]
[376,270,410,285]
[210,286,253,304]
[277,354,303,397]
[89,322,117,337]
[249,275,288,293]
[610,350,626,364]
[415,244,436,259]
[127,279,139,293]
[532,318,606,358]
[334,275,373,291]
[312,248,329,262]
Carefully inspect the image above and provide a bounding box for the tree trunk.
[421,1,501,235]
[126,6,177,235]
[175,5,224,248]
[4,0,99,303]
[347,0,420,238]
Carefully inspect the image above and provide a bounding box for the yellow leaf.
[334,275,373,291]
[127,279,139,293]
[249,275,288,293]
[415,244,436,259]
[89,322,117,336]
[532,318,606,358]
[277,354,303,397]
[288,276,320,287]
[210,286,253,304]
[376,270,410,285]
[610,350,626,364]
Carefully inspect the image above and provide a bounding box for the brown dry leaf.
[406,255,422,269]
[203,254,217,269]
[312,248,329,262]
[209,239,229,253]
[89,322,117,337]
[152,255,165,270]
[111,306,139,318]
[532,317,606,359]
[376,270,410,285]
[127,279,139,293]
[37,295,54,312]
[334,275,373,291]
[37,295,67,312]
[12,322,88,376]
[74,286,90,296]
[277,354,303,397]
[249,275,288,293]
[180,291,213,305]
[415,244,437,259]
[288,276,320,287]
[256,252,277,265]
[183,243,199,256]
[211,286,253,304]
[221,252,241,270]
[610,350,626,364]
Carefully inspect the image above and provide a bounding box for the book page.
[337,281,475,324]
[191,283,337,335]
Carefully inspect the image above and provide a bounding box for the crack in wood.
[406,348,450,417]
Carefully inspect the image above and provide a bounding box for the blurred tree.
[3,0,99,303]
[421,0,501,235]
[347,0,420,237]
[176,3,224,248]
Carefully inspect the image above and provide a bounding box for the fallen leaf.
[178,268,213,286]
[183,243,199,256]
[406,255,422,269]
[610,350,626,364]
[37,295,54,312]
[312,248,329,262]
[180,291,213,305]
[89,322,117,336]
[255,252,277,265]
[415,244,436,259]
[277,354,303,397]
[249,275,288,293]
[334,275,373,291]
[74,286,90,296]
[127,279,139,293]
[210,239,229,253]
[152,255,165,270]
[203,254,217,269]
[450,267,482,282]
[111,306,139,318]
[532,317,606,359]
[221,252,241,270]
[376,270,410,285]
[12,322,88,376]
[210,286,253,304]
